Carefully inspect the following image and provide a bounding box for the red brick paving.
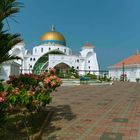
[42,82,140,140]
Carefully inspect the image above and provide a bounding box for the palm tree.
[0,32,22,64]
[0,0,23,64]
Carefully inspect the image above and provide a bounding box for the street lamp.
[122,62,125,82]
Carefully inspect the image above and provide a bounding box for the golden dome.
[40,25,66,46]
[40,31,65,41]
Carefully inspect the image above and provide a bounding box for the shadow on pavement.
[42,105,76,139]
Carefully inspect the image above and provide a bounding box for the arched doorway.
[54,62,70,72]
[33,50,64,74]
[54,62,71,78]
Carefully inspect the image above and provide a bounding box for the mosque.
[0,25,99,81]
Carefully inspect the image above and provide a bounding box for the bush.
[136,78,140,82]
[85,73,97,80]
[0,68,62,131]
[56,67,79,79]
[68,67,79,78]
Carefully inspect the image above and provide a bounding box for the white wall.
[0,65,10,81]
[24,45,71,72]
[48,54,76,68]
[32,45,70,56]
[109,66,140,82]
[80,47,99,75]
[0,62,20,81]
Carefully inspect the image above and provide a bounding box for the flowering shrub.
[7,74,39,90]
[0,83,8,128]
[6,69,61,110]
[43,75,61,90]
[0,68,62,129]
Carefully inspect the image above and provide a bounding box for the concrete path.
[42,82,140,140]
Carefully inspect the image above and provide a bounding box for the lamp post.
[122,62,125,82]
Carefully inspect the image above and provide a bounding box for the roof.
[84,43,93,47]
[113,53,140,68]
[83,43,94,48]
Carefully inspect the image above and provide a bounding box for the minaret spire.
[51,24,55,31]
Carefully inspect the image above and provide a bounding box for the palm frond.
[0,0,23,22]
[0,0,23,64]
[0,54,21,64]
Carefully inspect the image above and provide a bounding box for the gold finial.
[51,25,55,31]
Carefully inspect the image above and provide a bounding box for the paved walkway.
[42,82,140,140]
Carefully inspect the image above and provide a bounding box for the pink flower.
[1,91,7,98]
[0,97,4,103]
[15,88,19,94]
[44,78,51,84]
[49,68,56,75]
[51,81,56,87]
[20,83,24,88]
[49,76,52,80]
[12,88,19,95]
[9,75,15,80]
[56,78,62,83]
[51,68,56,73]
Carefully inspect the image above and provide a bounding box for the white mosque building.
[0,25,99,81]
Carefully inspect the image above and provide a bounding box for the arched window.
[41,48,43,52]
[35,48,37,53]
[30,58,32,61]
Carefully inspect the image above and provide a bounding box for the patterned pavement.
[42,82,140,140]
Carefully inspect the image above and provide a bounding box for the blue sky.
[6,0,140,69]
